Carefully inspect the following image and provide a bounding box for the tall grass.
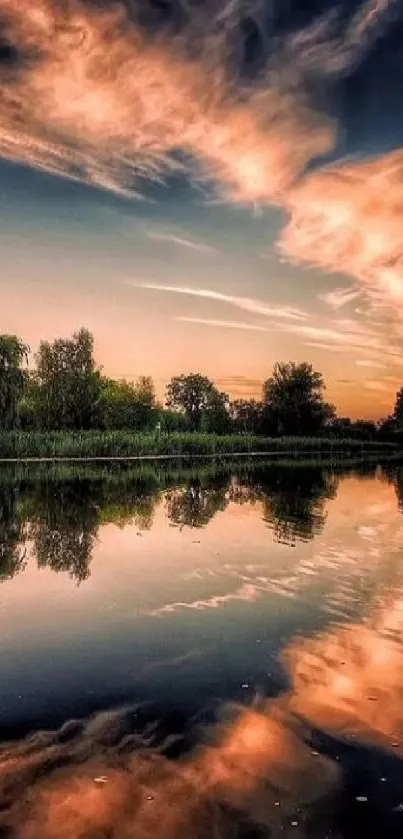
[0,430,396,460]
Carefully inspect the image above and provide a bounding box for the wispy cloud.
[363,380,391,392]
[356,359,386,369]
[277,320,383,350]
[147,231,216,253]
[148,583,263,617]
[1,0,402,341]
[291,324,366,347]
[127,282,307,321]
[217,375,263,392]
[0,0,388,207]
[176,317,268,332]
[128,280,403,368]
[0,0,335,201]
[273,314,403,365]
[281,150,403,317]
[319,287,362,309]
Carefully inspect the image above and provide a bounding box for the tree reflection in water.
[24,473,163,584]
[0,483,27,581]
[27,480,99,584]
[0,462,402,837]
[383,463,403,514]
[0,460,394,583]
[164,474,230,529]
[232,466,339,544]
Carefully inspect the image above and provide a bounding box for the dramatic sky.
[1,0,403,419]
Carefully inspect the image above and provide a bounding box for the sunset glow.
[0,0,402,419]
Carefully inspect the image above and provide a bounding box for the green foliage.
[0,335,29,430]
[166,373,216,431]
[263,362,336,436]
[99,376,157,430]
[229,399,264,435]
[329,417,378,440]
[1,457,400,583]
[0,430,393,459]
[34,327,100,430]
[0,327,401,444]
[159,409,190,433]
[18,372,40,430]
[201,389,231,434]
[260,466,337,543]
[166,374,233,434]
[0,483,27,580]
[165,474,230,528]
[29,481,100,583]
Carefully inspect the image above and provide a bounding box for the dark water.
[1,458,403,838]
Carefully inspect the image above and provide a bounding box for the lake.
[1,458,403,838]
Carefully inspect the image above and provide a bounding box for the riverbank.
[0,430,396,460]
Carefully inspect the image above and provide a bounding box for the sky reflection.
[0,461,403,737]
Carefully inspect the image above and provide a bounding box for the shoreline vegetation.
[2,330,403,452]
[0,430,397,461]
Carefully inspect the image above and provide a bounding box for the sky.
[1,0,403,419]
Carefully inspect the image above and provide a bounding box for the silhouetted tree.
[328,416,353,437]
[34,328,100,429]
[378,414,400,441]
[166,374,216,432]
[263,362,335,436]
[0,335,29,429]
[393,387,403,428]
[229,399,264,435]
[201,389,231,434]
[0,326,394,442]
[351,420,378,440]
[329,417,378,440]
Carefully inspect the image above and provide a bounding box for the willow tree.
[34,328,100,430]
[0,334,29,429]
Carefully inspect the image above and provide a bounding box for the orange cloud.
[2,594,402,838]
[0,0,333,200]
[280,150,403,314]
[285,600,403,753]
[0,0,402,333]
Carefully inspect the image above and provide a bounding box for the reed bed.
[0,430,395,461]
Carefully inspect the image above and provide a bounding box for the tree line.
[0,328,401,439]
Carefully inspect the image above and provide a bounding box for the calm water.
[1,459,403,837]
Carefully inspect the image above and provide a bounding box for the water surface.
[1,459,403,837]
